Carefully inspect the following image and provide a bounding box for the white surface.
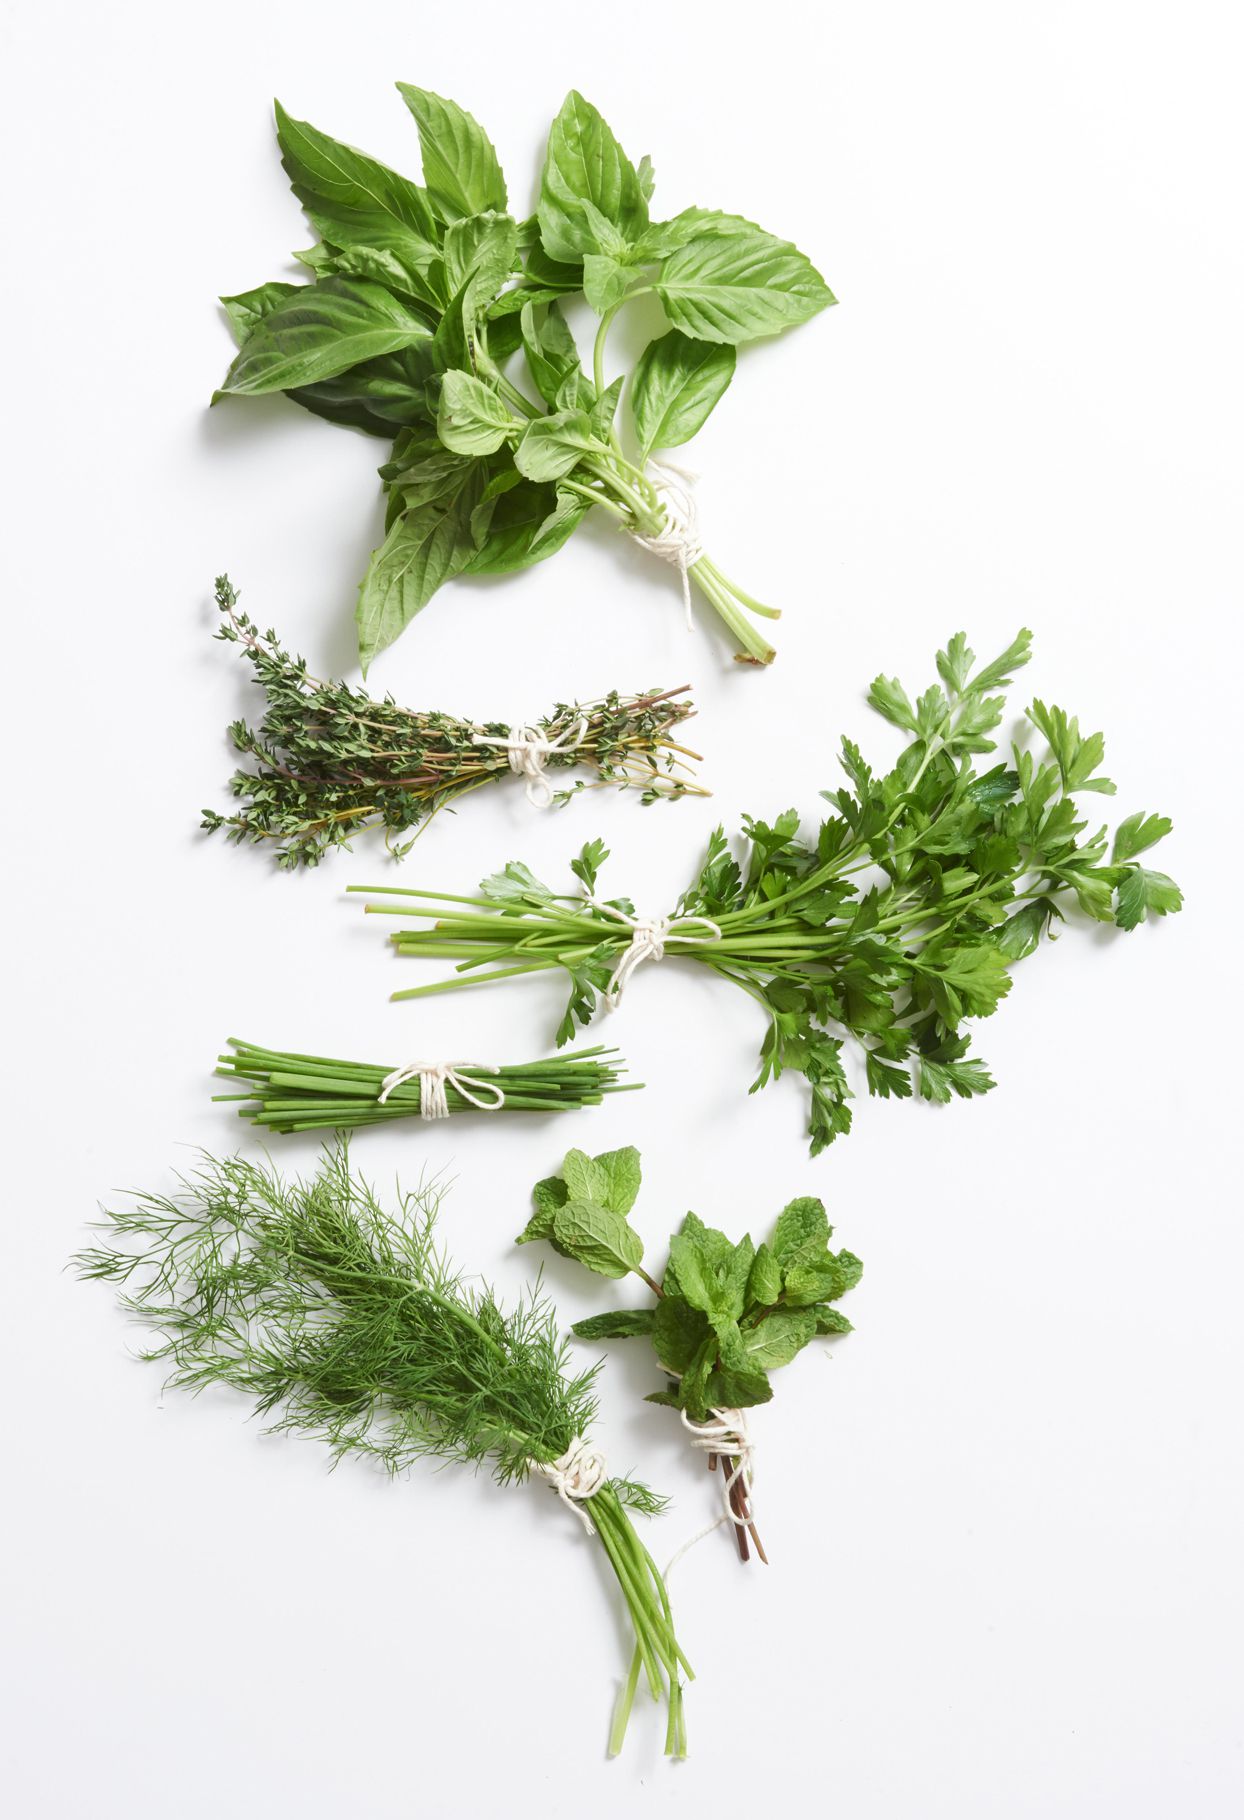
[3,3,1241,1814]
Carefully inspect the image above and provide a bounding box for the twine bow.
[531,1435,609,1534]
[471,716,588,808]
[627,462,703,629]
[376,1061,505,1120]
[584,898,722,1009]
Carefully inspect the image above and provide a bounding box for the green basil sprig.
[517,1145,861,1561]
[214,86,835,669]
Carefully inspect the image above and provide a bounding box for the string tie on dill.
[584,898,722,1010]
[628,462,702,630]
[376,1061,505,1120]
[471,716,588,808]
[532,1435,609,1533]
[680,1406,756,1530]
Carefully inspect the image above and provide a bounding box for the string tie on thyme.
[532,1435,608,1534]
[376,1061,505,1120]
[471,716,588,808]
[628,462,702,630]
[680,1406,756,1531]
[584,898,722,1009]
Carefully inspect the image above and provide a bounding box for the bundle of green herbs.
[517,1146,860,1563]
[213,86,835,668]
[354,630,1182,1153]
[202,577,701,867]
[75,1143,691,1755]
[215,1038,637,1132]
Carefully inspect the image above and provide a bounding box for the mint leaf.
[593,1146,642,1217]
[571,1309,654,1340]
[551,1199,643,1279]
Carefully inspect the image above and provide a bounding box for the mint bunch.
[518,1146,861,1561]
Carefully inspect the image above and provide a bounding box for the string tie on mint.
[471,716,588,808]
[376,1061,505,1120]
[531,1435,609,1534]
[661,1406,759,1581]
[584,898,722,1010]
[628,462,702,630]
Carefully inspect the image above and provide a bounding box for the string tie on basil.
[531,1435,609,1533]
[377,1060,505,1119]
[471,717,588,808]
[627,463,703,629]
[584,900,723,1009]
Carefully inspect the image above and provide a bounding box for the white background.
[3,2,1241,1814]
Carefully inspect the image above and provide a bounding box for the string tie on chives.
[471,716,588,808]
[680,1406,756,1530]
[628,462,703,630]
[532,1435,609,1533]
[584,898,722,1010]
[376,1061,505,1120]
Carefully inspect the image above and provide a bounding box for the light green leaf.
[516,1174,569,1244]
[772,1196,830,1264]
[478,860,555,904]
[552,1199,644,1279]
[593,1147,642,1216]
[747,1241,783,1307]
[654,223,834,343]
[520,301,584,406]
[396,84,507,221]
[274,102,440,255]
[217,279,432,397]
[513,410,597,481]
[583,251,636,314]
[631,329,735,456]
[355,465,483,671]
[442,211,518,298]
[437,370,514,454]
[743,1308,816,1370]
[561,1148,609,1205]
[538,90,649,263]
[1114,866,1183,931]
[812,1306,854,1336]
[1113,811,1174,864]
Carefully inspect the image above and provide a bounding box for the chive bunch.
[215,1038,637,1132]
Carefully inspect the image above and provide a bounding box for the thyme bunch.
[75,1143,691,1755]
[214,1038,638,1133]
[202,578,702,868]
[352,630,1182,1153]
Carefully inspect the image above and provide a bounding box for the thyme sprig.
[352,630,1182,1153]
[202,577,702,868]
[75,1143,691,1755]
[214,1038,638,1132]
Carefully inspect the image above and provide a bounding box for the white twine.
[471,716,588,808]
[531,1435,608,1534]
[583,898,722,1010]
[627,462,702,630]
[663,1406,758,1581]
[376,1060,505,1120]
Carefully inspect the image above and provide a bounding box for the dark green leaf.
[217,279,432,398]
[571,1308,654,1340]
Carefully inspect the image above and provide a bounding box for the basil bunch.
[215,86,835,669]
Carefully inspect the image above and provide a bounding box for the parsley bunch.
[75,1143,692,1756]
[355,630,1182,1154]
[517,1146,860,1563]
[214,86,834,668]
[202,577,701,867]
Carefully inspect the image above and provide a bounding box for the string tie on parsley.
[531,1435,609,1533]
[628,463,703,630]
[471,717,588,808]
[584,899,723,1009]
[377,1061,505,1120]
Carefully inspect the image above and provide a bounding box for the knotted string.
[471,716,588,808]
[663,1406,759,1580]
[376,1060,505,1120]
[583,898,722,1010]
[627,462,702,630]
[531,1435,609,1534]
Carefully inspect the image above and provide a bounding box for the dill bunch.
[75,1143,691,1755]
[201,577,703,868]
[213,1038,639,1132]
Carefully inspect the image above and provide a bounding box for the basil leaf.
[655,224,835,343]
[631,329,735,456]
[217,279,432,397]
[519,301,585,407]
[583,251,635,315]
[396,84,507,222]
[355,464,485,672]
[513,410,596,482]
[274,102,440,256]
[220,281,298,343]
[303,239,447,313]
[442,211,518,298]
[551,1199,644,1280]
[464,478,587,576]
[437,370,513,454]
[538,90,649,263]
[742,1308,816,1370]
[571,1309,654,1340]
